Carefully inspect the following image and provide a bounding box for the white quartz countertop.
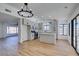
[39,33,56,35]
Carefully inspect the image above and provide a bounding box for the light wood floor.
[0,36,77,56]
[18,39,78,56]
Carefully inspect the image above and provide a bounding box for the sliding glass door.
[71,15,79,54]
[73,19,76,48]
[77,16,79,53]
[71,18,77,49]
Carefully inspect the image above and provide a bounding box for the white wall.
[58,20,69,40]
[0,22,3,38]
[18,18,28,43]
[67,4,79,23]
[0,22,8,38]
[2,23,7,38]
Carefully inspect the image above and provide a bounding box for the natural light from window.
[7,26,18,34]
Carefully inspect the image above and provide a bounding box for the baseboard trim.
[0,35,18,39]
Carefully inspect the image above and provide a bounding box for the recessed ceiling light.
[30,9,32,10]
[38,9,40,10]
[64,6,68,8]
[49,16,51,17]
[42,16,44,17]
[35,16,37,17]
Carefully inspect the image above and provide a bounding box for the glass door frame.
[71,14,79,55]
[71,18,77,49]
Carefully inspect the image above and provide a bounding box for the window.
[7,26,18,34]
[43,22,51,32]
[58,24,68,35]
[58,25,63,35]
[64,25,68,35]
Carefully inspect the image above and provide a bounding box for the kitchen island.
[39,33,56,44]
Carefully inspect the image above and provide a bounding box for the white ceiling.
[7,3,78,20]
[0,12,19,24]
[0,3,78,24]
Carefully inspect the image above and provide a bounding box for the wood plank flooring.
[18,39,77,56]
[0,36,77,56]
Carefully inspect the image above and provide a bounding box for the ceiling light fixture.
[49,16,51,17]
[64,6,68,9]
[42,16,44,17]
[35,16,38,17]
[17,3,34,18]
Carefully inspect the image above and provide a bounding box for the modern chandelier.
[17,3,34,18]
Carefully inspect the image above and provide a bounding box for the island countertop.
[39,32,56,44]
